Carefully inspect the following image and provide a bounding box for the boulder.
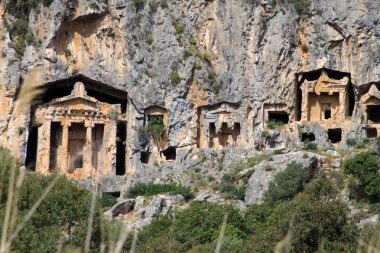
[245,151,317,205]
[104,199,135,218]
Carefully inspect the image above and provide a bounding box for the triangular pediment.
[51,97,99,111]
[48,82,100,109]
[363,85,380,105]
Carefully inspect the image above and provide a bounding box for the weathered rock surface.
[245,151,318,205]
[0,0,378,174]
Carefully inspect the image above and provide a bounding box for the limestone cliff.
[0,0,379,183]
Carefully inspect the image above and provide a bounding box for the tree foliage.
[343,151,380,202]
[264,161,312,204]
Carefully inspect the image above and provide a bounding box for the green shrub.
[303,140,318,151]
[195,62,202,69]
[266,119,285,129]
[161,0,168,8]
[249,175,357,252]
[169,71,181,84]
[125,182,194,200]
[202,51,211,62]
[272,148,285,155]
[133,0,144,5]
[245,202,273,234]
[264,161,312,204]
[343,151,380,202]
[247,153,271,168]
[170,202,247,251]
[147,115,166,138]
[100,194,118,209]
[291,0,312,17]
[189,37,197,45]
[175,24,185,34]
[346,138,357,147]
[218,173,245,200]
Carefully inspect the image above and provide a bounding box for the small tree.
[264,161,312,204]
[343,151,380,202]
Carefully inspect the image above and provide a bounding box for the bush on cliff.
[125,182,194,200]
[344,151,380,202]
[264,161,312,204]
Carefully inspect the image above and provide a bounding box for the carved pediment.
[304,70,349,95]
[362,85,380,105]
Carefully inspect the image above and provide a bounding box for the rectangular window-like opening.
[25,126,38,170]
[68,123,86,172]
[140,151,150,164]
[162,146,176,161]
[49,122,62,171]
[209,122,216,148]
[92,124,104,171]
[268,111,289,124]
[321,103,332,120]
[295,85,302,121]
[367,128,377,138]
[116,122,126,175]
[328,128,342,143]
[367,106,380,123]
[324,110,331,119]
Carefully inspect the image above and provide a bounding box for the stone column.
[302,87,309,121]
[60,120,71,174]
[84,120,94,174]
[103,121,117,175]
[36,116,52,174]
[339,91,346,121]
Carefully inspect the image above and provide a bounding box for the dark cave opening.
[140,151,150,164]
[25,126,38,170]
[116,122,126,175]
[268,111,289,124]
[328,128,342,143]
[162,146,176,161]
[301,132,316,142]
[367,128,377,138]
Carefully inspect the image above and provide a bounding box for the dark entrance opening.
[324,110,331,119]
[49,122,62,171]
[25,126,38,170]
[367,128,377,138]
[116,122,126,175]
[209,122,216,148]
[328,128,342,143]
[268,111,289,124]
[367,106,380,123]
[347,83,355,117]
[140,151,150,164]
[295,84,302,121]
[162,146,176,161]
[103,191,121,198]
[301,132,316,142]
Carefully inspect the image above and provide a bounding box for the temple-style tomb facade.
[31,82,127,179]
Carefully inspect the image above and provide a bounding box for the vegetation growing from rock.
[343,151,380,202]
[5,0,54,54]
[264,161,312,204]
[169,71,181,84]
[125,182,194,200]
[266,119,286,129]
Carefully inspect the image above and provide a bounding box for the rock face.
[0,0,379,188]
[245,151,317,205]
